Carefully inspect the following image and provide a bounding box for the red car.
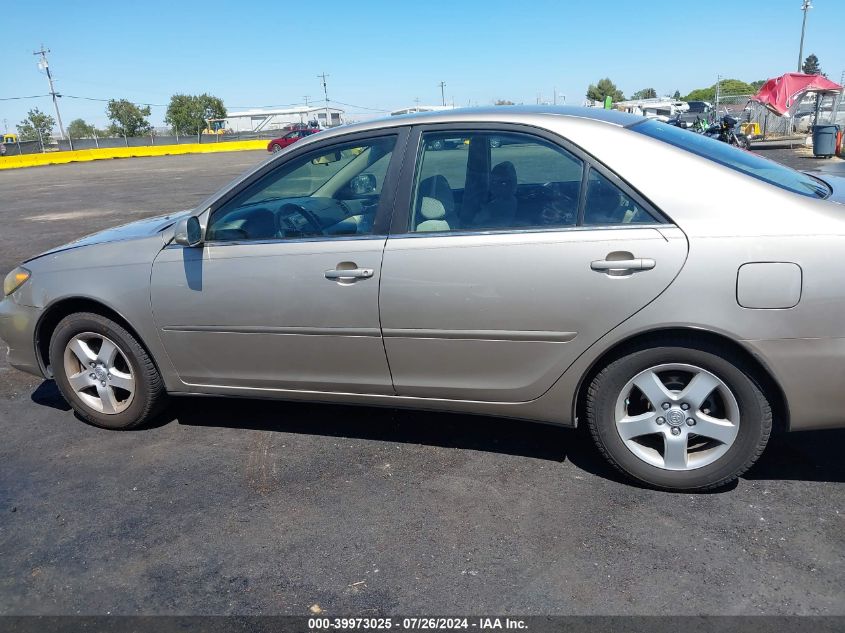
[267,128,321,152]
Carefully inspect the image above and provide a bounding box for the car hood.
[25,210,191,262]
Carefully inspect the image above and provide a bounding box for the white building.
[210,106,345,133]
[613,98,689,118]
[390,105,454,116]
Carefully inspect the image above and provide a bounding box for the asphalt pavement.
[0,150,843,616]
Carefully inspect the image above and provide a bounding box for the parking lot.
[0,151,843,615]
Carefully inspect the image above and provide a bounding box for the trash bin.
[812,124,838,157]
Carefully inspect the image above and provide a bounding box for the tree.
[165,93,227,135]
[106,99,151,137]
[16,108,55,144]
[750,79,767,92]
[586,78,624,103]
[631,88,657,100]
[67,118,98,139]
[672,90,681,99]
[494,99,515,106]
[802,53,822,75]
[684,79,755,102]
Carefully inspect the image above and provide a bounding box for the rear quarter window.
[632,119,829,199]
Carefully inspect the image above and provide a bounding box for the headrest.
[418,175,455,213]
[419,196,446,220]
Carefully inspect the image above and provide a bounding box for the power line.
[328,99,389,112]
[33,45,66,140]
[0,94,50,101]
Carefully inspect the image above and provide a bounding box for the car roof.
[315,105,645,141]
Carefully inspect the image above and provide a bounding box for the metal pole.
[93,129,99,149]
[798,0,812,72]
[715,75,721,117]
[33,46,67,140]
[438,81,446,106]
[317,73,330,127]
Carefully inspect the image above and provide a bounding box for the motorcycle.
[663,114,750,149]
[704,114,750,149]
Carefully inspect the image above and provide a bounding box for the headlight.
[3,267,31,296]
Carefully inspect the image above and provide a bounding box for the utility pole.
[797,0,813,72]
[33,45,66,140]
[715,74,721,114]
[302,95,311,124]
[317,73,330,127]
[438,81,446,106]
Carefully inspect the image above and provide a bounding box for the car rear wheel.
[49,312,167,430]
[271,143,283,152]
[585,340,772,491]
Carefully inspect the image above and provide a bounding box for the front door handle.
[324,267,374,280]
[590,258,656,272]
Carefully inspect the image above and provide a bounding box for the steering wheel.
[277,203,324,237]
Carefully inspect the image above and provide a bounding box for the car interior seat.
[417,175,458,228]
[415,197,450,232]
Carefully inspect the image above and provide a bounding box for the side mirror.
[349,173,377,195]
[174,215,204,247]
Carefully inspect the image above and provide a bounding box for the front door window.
[207,136,397,241]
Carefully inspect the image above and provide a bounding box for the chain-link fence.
[716,91,845,139]
[1,128,293,157]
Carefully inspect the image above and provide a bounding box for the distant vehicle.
[2,133,18,144]
[267,128,321,152]
[686,101,712,114]
[282,122,318,132]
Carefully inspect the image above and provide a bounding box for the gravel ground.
[0,149,843,616]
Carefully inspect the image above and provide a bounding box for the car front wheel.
[585,340,772,491]
[271,143,283,152]
[49,312,167,430]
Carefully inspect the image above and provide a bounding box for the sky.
[1,0,843,133]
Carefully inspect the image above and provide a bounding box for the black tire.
[271,143,283,152]
[429,139,444,151]
[49,312,168,430]
[585,339,772,491]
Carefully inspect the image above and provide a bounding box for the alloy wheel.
[63,332,135,415]
[614,363,740,471]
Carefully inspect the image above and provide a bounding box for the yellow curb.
[0,139,268,170]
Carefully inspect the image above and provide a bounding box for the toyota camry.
[2,106,844,491]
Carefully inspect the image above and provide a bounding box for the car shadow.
[30,380,71,411]
[31,381,845,486]
[164,397,845,487]
[743,428,845,483]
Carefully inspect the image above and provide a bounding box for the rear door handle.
[324,268,374,280]
[590,258,656,271]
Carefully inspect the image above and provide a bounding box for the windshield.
[632,119,830,199]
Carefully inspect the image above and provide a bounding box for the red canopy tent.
[751,73,842,116]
